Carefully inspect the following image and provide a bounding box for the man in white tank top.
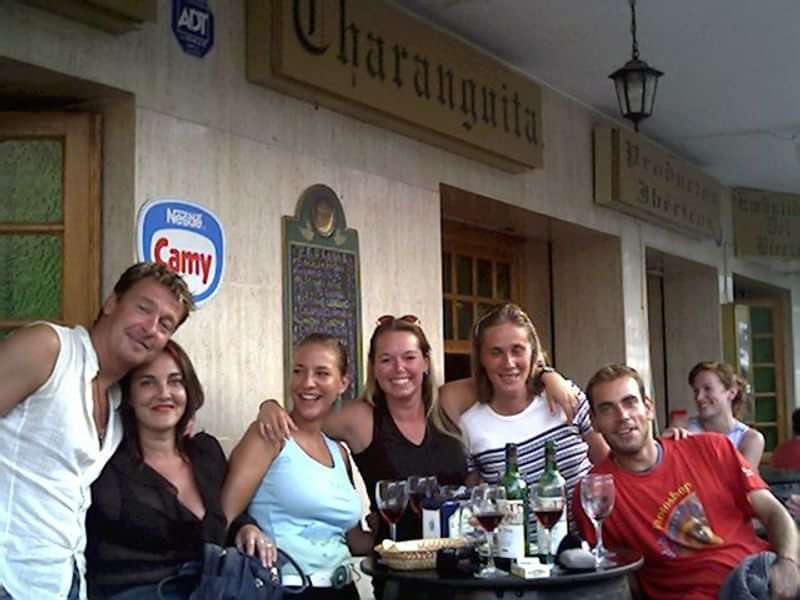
[0,263,193,600]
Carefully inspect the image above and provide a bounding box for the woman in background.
[687,361,764,466]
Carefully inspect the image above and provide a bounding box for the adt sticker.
[137,199,225,307]
[172,0,214,58]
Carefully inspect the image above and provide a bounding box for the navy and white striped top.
[460,386,594,533]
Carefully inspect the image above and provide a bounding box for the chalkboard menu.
[283,185,362,404]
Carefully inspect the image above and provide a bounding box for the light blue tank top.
[687,417,749,449]
[248,435,362,576]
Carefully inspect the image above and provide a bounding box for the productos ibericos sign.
[247,0,543,172]
[593,126,723,240]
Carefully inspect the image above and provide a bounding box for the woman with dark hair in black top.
[86,340,272,600]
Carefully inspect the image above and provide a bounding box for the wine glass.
[580,473,615,567]
[375,479,410,541]
[531,481,566,564]
[470,484,508,578]
[407,475,439,516]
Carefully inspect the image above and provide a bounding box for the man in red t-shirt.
[573,364,798,600]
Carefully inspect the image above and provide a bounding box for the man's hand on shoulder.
[659,427,692,441]
[0,324,60,417]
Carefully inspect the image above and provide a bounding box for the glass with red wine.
[470,484,508,578]
[531,481,566,565]
[375,479,410,541]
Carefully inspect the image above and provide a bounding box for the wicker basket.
[375,537,470,571]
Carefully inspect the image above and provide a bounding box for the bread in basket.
[375,537,470,570]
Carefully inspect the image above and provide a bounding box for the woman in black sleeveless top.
[353,315,467,541]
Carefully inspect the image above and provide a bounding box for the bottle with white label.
[497,443,529,562]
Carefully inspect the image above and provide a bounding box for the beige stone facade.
[1,0,797,450]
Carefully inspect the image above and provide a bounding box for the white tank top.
[687,416,749,449]
[0,323,122,600]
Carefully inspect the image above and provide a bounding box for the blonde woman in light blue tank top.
[687,361,765,466]
[222,334,375,600]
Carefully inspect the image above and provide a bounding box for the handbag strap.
[156,546,311,599]
[157,563,202,600]
[276,548,310,595]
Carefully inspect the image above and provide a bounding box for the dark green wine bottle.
[497,443,530,561]
[535,440,567,557]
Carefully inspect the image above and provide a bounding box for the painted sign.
[172,0,214,58]
[283,185,362,405]
[733,188,800,262]
[594,126,724,240]
[137,198,225,307]
[247,0,543,173]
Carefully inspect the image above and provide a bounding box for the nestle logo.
[166,207,203,229]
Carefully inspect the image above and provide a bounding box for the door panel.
[0,112,101,334]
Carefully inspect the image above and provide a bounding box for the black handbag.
[157,544,309,600]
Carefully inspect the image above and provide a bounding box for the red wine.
[476,511,504,532]
[380,506,405,525]
[409,492,424,516]
[535,507,564,530]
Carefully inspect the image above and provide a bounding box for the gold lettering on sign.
[247,0,544,172]
[733,188,800,260]
[593,127,723,239]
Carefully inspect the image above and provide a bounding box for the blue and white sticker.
[136,198,225,307]
[172,0,214,58]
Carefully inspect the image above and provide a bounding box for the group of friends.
[0,261,798,600]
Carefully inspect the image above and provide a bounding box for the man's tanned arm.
[0,325,60,417]
[750,489,799,600]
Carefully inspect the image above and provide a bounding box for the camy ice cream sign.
[136,199,225,307]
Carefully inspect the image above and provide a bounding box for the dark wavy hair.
[121,339,204,460]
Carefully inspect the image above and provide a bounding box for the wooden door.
[0,112,101,337]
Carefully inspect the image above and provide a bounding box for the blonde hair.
[362,317,463,441]
[363,317,435,414]
[470,303,543,404]
[100,262,194,327]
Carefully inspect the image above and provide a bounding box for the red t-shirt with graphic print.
[573,434,770,600]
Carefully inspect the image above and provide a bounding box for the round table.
[361,549,643,599]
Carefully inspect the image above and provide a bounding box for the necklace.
[93,379,108,445]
